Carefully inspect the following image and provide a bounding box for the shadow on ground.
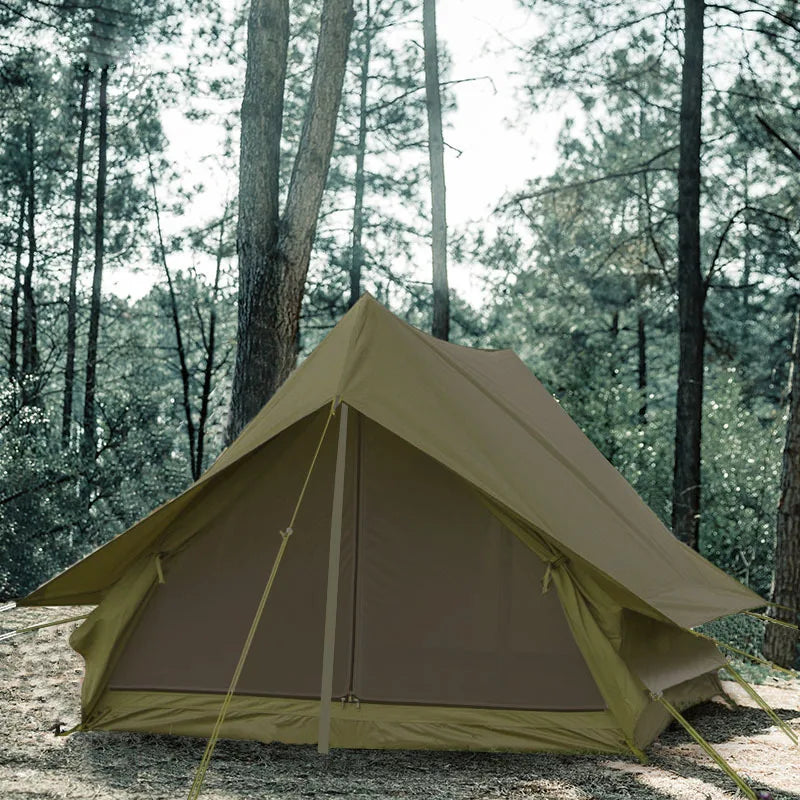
[666,699,800,744]
[57,701,799,800]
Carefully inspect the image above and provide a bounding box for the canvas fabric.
[20,294,758,753]
[89,691,629,753]
[66,409,727,752]
[83,670,720,754]
[22,295,761,628]
[94,412,604,713]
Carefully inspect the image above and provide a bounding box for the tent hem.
[87,690,629,754]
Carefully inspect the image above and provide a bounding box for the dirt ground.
[2,608,799,800]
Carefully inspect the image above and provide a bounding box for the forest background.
[1,0,799,666]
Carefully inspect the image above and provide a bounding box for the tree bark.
[8,187,25,382]
[348,0,372,309]
[21,121,39,405]
[83,64,109,461]
[764,302,800,668]
[226,0,354,442]
[671,0,705,551]
[423,0,449,341]
[62,63,91,448]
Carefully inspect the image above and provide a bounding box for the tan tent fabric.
[104,413,602,711]
[108,408,357,700]
[22,294,760,626]
[336,300,762,628]
[348,416,604,710]
[19,294,764,755]
[91,691,630,754]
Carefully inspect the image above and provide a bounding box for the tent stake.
[318,403,349,754]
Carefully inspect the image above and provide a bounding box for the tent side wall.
[633,672,725,750]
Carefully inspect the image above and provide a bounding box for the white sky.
[437,0,554,218]
[107,0,562,301]
[436,0,560,298]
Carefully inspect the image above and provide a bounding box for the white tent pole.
[318,401,349,754]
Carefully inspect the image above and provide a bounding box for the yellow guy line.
[722,660,798,746]
[762,601,799,618]
[653,693,757,800]
[689,629,797,678]
[186,399,339,800]
[0,613,89,643]
[744,610,799,631]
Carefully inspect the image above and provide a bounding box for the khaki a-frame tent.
[21,294,763,756]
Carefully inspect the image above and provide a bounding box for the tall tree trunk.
[764,302,800,668]
[62,63,91,448]
[226,0,354,442]
[671,0,705,551]
[636,103,648,426]
[638,313,647,424]
[21,122,39,405]
[740,159,752,311]
[227,0,289,442]
[8,188,25,382]
[195,213,226,479]
[603,311,620,463]
[149,154,197,478]
[348,1,372,309]
[83,64,109,461]
[423,0,449,341]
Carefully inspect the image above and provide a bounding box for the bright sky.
[107,0,562,302]
[436,0,560,298]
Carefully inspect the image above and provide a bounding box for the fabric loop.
[541,553,568,594]
[154,555,165,585]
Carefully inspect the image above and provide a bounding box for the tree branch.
[757,114,800,164]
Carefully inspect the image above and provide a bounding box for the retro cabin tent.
[20,294,763,756]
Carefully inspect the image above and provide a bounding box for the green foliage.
[700,371,783,597]
[699,614,765,660]
[0,284,228,599]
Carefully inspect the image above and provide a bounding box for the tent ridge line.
[335,292,371,400]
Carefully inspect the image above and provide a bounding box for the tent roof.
[22,295,762,626]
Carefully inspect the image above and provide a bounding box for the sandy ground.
[2,607,799,800]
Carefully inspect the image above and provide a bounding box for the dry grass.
[2,607,799,800]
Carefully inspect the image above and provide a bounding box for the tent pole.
[318,401,349,754]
